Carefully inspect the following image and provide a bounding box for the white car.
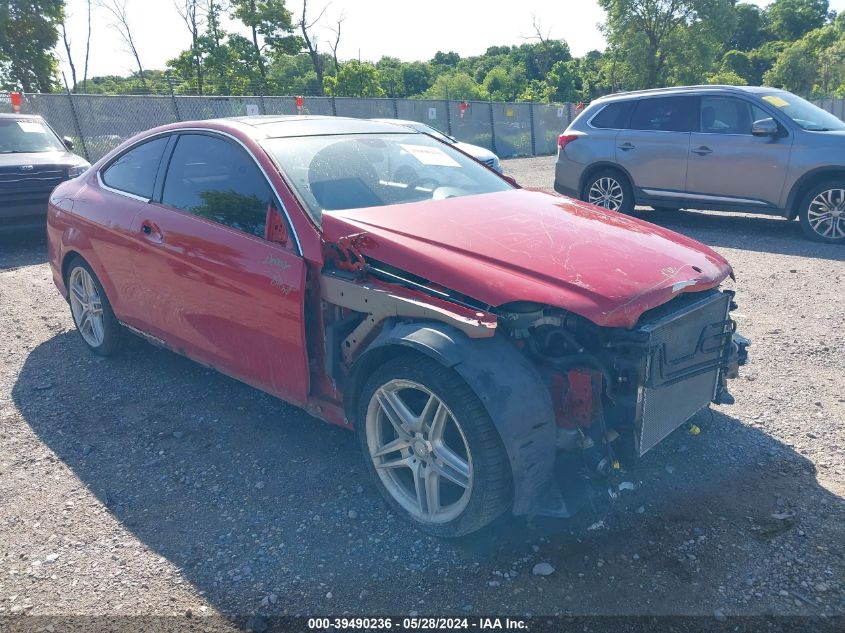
[371,118,502,173]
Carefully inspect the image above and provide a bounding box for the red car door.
[71,136,171,324]
[128,132,309,404]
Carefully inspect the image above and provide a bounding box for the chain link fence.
[813,97,845,120]
[3,91,574,163]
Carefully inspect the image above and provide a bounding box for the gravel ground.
[1,155,843,630]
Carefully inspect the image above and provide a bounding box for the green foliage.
[422,72,488,101]
[707,69,749,85]
[323,61,385,97]
[728,3,770,51]
[61,0,845,102]
[0,0,64,92]
[766,0,830,41]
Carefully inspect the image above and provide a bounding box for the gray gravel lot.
[0,155,843,629]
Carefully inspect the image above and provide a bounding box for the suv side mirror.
[63,136,75,151]
[751,118,778,137]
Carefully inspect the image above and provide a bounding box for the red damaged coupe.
[47,116,749,536]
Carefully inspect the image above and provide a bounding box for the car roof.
[593,85,782,104]
[220,115,420,139]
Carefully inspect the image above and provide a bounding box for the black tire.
[581,168,634,214]
[65,256,124,356]
[356,353,512,537]
[798,180,845,244]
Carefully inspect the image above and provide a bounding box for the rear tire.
[582,169,634,214]
[65,257,124,356]
[356,354,512,537]
[799,181,845,243]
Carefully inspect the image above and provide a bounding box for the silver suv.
[555,85,845,243]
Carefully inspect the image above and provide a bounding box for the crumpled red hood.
[322,189,733,328]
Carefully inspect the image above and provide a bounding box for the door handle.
[691,146,713,156]
[140,220,164,244]
[618,142,635,151]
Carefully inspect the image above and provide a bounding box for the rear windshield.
[760,92,845,131]
[263,133,511,224]
[0,118,66,153]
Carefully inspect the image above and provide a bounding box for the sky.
[57,0,845,82]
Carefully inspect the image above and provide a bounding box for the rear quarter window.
[590,101,633,129]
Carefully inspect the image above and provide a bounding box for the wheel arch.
[61,249,86,288]
[578,161,635,199]
[344,319,557,516]
[785,167,845,219]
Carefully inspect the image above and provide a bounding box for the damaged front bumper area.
[516,289,750,519]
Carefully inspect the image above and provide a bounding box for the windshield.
[403,122,456,144]
[0,118,66,153]
[263,133,511,223]
[760,92,845,131]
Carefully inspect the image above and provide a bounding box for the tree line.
[2,0,845,102]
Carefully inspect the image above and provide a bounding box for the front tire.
[582,169,634,213]
[66,257,124,356]
[357,354,512,537]
[799,181,845,243]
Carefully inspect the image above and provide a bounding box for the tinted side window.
[630,97,696,132]
[101,137,168,198]
[590,101,633,129]
[700,97,753,134]
[161,134,273,238]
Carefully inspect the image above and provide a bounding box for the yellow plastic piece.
[612,460,621,470]
[762,95,790,108]
[688,424,701,436]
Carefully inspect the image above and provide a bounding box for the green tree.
[598,0,736,89]
[422,72,488,101]
[323,60,384,97]
[401,61,434,96]
[728,3,770,51]
[766,0,830,41]
[545,60,579,102]
[765,39,821,93]
[229,0,301,87]
[707,68,749,84]
[0,0,64,91]
[481,65,526,101]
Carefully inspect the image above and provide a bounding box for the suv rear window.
[630,97,696,133]
[590,101,633,129]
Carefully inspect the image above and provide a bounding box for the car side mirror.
[265,204,289,246]
[751,118,778,137]
[501,174,519,188]
[63,136,75,151]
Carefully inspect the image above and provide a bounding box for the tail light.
[558,134,578,151]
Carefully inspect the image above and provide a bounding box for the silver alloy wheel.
[365,379,473,524]
[588,177,625,211]
[68,267,105,347]
[807,188,845,239]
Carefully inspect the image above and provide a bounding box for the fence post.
[488,100,498,155]
[258,80,266,115]
[61,73,90,162]
[166,77,181,121]
[528,102,537,156]
[331,96,337,117]
[444,99,452,136]
[392,97,399,119]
